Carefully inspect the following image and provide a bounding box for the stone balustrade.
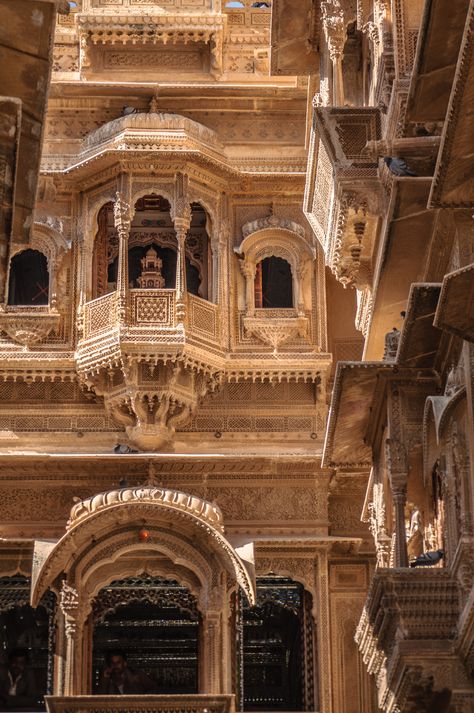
[46,695,235,713]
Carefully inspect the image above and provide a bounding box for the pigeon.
[410,549,444,568]
[113,443,138,454]
[118,477,128,488]
[121,106,139,117]
[383,157,417,176]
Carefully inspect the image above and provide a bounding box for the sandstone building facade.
[0,1,472,712]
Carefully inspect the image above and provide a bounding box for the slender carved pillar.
[322,1,346,105]
[175,225,188,324]
[173,173,191,325]
[240,260,256,317]
[113,190,131,323]
[59,581,81,695]
[385,437,409,567]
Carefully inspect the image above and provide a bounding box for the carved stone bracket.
[0,308,61,348]
[243,314,309,353]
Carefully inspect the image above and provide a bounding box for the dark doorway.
[243,577,311,711]
[255,257,293,309]
[92,576,199,695]
[8,250,49,306]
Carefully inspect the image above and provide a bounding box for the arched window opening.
[186,202,211,300]
[92,575,199,695]
[8,249,49,306]
[243,576,315,711]
[128,245,177,289]
[0,576,55,710]
[129,195,176,290]
[255,257,293,309]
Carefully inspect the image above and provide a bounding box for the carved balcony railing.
[76,289,222,450]
[187,293,220,345]
[46,695,235,713]
[355,569,461,712]
[0,304,61,348]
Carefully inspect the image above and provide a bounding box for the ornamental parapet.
[356,568,463,712]
[46,693,235,713]
[304,107,383,297]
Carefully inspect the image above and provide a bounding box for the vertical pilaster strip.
[316,549,333,713]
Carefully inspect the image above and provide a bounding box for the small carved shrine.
[136,247,165,289]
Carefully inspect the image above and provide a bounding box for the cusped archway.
[31,485,255,696]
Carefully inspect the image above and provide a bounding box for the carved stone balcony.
[304,107,383,331]
[355,569,466,712]
[0,305,61,348]
[76,289,222,450]
[243,310,309,353]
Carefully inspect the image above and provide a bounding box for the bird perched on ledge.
[383,156,417,176]
[410,549,444,567]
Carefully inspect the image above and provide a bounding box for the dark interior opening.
[92,576,199,695]
[243,577,305,711]
[255,256,293,309]
[8,250,49,306]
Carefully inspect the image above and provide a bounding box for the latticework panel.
[311,139,334,250]
[187,293,220,342]
[85,292,117,337]
[131,289,175,326]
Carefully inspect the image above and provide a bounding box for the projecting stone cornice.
[41,111,307,178]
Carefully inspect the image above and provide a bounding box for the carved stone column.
[322,1,346,105]
[385,438,409,567]
[240,260,256,317]
[59,581,82,696]
[113,190,131,323]
[175,224,189,324]
[173,174,191,325]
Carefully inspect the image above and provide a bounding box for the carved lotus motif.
[0,310,60,348]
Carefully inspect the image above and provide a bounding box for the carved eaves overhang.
[323,284,444,470]
[77,12,226,75]
[322,360,391,471]
[270,0,319,76]
[429,1,474,208]
[434,264,474,343]
[404,0,471,130]
[0,0,60,246]
[305,107,382,290]
[364,176,436,360]
[41,112,307,180]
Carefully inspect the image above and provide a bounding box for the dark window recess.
[255,257,293,309]
[8,250,49,306]
[92,575,199,695]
